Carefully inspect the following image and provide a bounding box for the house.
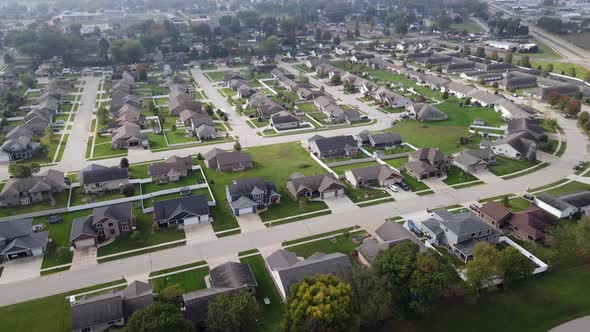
[443,82,476,99]
[412,103,448,122]
[535,191,590,219]
[486,131,537,159]
[265,249,352,299]
[297,87,323,100]
[313,96,336,111]
[204,148,253,172]
[226,177,281,216]
[80,164,130,194]
[249,93,286,118]
[69,203,134,249]
[0,125,42,162]
[0,169,65,207]
[345,165,401,188]
[0,218,49,262]
[153,195,211,228]
[270,111,304,130]
[506,118,544,140]
[367,133,402,148]
[494,99,534,120]
[237,84,256,99]
[148,155,193,183]
[70,281,153,332]
[182,262,257,325]
[468,90,500,107]
[286,173,346,199]
[350,52,375,63]
[168,90,202,116]
[179,110,216,139]
[452,148,496,173]
[356,221,426,266]
[111,122,149,149]
[307,135,359,159]
[373,88,412,108]
[478,201,513,228]
[532,84,579,101]
[507,206,557,244]
[414,210,501,262]
[223,72,245,82]
[500,72,538,90]
[405,148,449,179]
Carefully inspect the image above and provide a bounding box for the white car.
[388,185,398,193]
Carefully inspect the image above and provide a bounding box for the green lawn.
[0,279,126,332]
[450,19,484,33]
[206,71,232,82]
[329,161,380,175]
[388,264,590,332]
[489,157,540,176]
[240,255,285,332]
[443,165,479,186]
[385,157,409,169]
[69,185,140,206]
[546,181,590,196]
[97,207,185,257]
[345,185,390,203]
[34,208,95,268]
[142,171,205,194]
[148,133,168,150]
[286,231,368,259]
[507,197,532,212]
[401,172,430,192]
[150,265,209,293]
[220,87,236,97]
[530,61,590,80]
[164,130,200,145]
[0,191,69,218]
[200,142,329,231]
[142,188,212,208]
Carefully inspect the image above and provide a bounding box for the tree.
[442,91,449,99]
[558,95,570,111]
[547,91,561,107]
[505,52,513,64]
[19,73,35,88]
[120,158,129,168]
[8,163,33,178]
[109,39,145,64]
[545,63,554,72]
[206,292,260,332]
[158,284,184,304]
[130,230,142,242]
[124,302,194,332]
[351,266,394,327]
[96,107,109,126]
[408,252,455,316]
[259,36,280,55]
[234,142,241,151]
[568,66,577,78]
[465,243,502,300]
[566,98,582,117]
[502,195,510,207]
[121,184,135,197]
[578,112,590,125]
[520,56,530,68]
[330,74,342,85]
[498,246,535,287]
[284,274,357,332]
[29,162,40,174]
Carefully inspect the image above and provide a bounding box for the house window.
[121,219,128,225]
[122,225,129,232]
[98,230,105,236]
[96,223,103,228]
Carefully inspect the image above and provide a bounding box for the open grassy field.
[443,165,479,186]
[489,157,540,176]
[450,19,484,34]
[200,142,329,230]
[149,265,209,293]
[530,61,590,80]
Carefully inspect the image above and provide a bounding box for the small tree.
[442,91,449,99]
[121,184,135,197]
[330,73,342,85]
[97,107,109,126]
[234,141,241,151]
[578,112,589,125]
[206,292,261,332]
[171,124,177,132]
[502,195,510,207]
[120,157,129,168]
[492,82,499,88]
[130,230,142,242]
[205,103,214,115]
[158,284,184,304]
[197,153,203,160]
[124,302,194,332]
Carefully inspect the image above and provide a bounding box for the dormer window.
[96,223,103,228]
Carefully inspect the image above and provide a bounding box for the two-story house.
[70,202,135,249]
[79,164,130,194]
[226,177,281,216]
[0,169,65,207]
[0,218,49,262]
[148,155,193,184]
[405,148,449,180]
[204,148,253,173]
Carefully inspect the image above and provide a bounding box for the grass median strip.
[149,260,207,277]
[282,226,361,247]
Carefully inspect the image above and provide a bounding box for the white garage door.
[75,238,95,249]
[184,216,201,226]
[238,207,253,215]
[323,191,336,198]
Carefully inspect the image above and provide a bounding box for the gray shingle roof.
[70,215,96,242]
[81,167,129,185]
[153,195,210,221]
[312,135,358,152]
[210,262,258,289]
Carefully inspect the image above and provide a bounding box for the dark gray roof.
[369,133,402,145]
[312,135,358,152]
[227,177,277,197]
[271,111,302,125]
[0,218,33,240]
[210,262,258,289]
[70,216,96,242]
[507,118,544,139]
[559,191,590,208]
[266,249,352,297]
[1,231,48,255]
[81,167,129,185]
[348,165,400,183]
[182,287,242,324]
[434,210,498,237]
[93,202,133,224]
[153,195,210,221]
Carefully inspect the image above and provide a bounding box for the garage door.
[238,207,254,215]
[323,191,336,198]
[75,238,96,249]
[184,216,201,226]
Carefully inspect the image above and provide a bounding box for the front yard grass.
[200,142,329,231]
[286,230,368,260]
[385,156,408,169]
[546,181,590,196]
[150,265,209,293]
[206,70,231,82]
[443,165,478,186]
[401,172,430,192]
[507,197,532,212]
[345,185,390,203]
[489,157,540,176]
[97,207,185,257]
[240,255,285,332]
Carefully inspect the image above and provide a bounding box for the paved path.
[549,316,590,332]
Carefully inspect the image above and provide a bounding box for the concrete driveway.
[474,170,504,184]
[71,247,97,270]
[323,197,358,212]
[422,178,451,192]
[236,214,266,232]
[184,223,216,245]
[0,256,42,285]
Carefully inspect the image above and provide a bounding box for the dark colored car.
[523,194,535,201]
[469,204,479,212]
[47,215,62,224]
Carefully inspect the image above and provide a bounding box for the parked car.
[469,204,479,212]
[574,165,581,170]
[98,128,110,134]
[388,185,398,193]
[54,120,65,125]
[578,161,586,167]
[47,215,62,224]
[179,187,191,196]
[32,224,46,232]
[398,182,410,191]
[523,193,535,201]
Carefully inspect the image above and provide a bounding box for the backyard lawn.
[206,71,232,82]
[142,188,212,208]
[387,264,590,332]
[489,157,540,176]
[69,184,140,206]
[385,157,408,169]
[149,265,209,293]
[0,191,69,218]
[142,171,205,194]
[546,181,590,196]
[443,165,479,186]
[200,142,329,231]
[329,160,380,175]
[240,255,285,332]
[97,207,185,257]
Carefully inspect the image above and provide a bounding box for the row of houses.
[109,71,149,150]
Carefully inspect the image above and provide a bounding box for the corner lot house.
[182,262,257,326]
[286,173,346,199]
[452,148,496,173]
[0,169,65,207]
[80,164,130,194]
[153,195,211,228]
[226,177,281,216]
[266,249,352,299]
[70,203,135,249]
[148,155,193,184]
[414,210,501,262]
[204,148,253,172]
[70,281,154,332]
[535,191,590,219]
[307,135,359,159]
[356,221,426,266]
[0,218,49,262]
[345,165,401,188]
[507,206,557,244]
